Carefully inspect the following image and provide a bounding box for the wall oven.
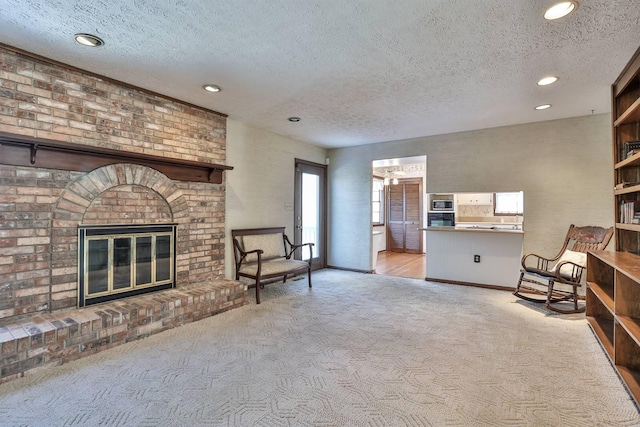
[428,212,455,227]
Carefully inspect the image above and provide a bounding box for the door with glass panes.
[294,159,326,269]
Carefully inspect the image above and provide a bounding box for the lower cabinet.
[587,251,640,404]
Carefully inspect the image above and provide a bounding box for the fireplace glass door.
[79,224,177,307]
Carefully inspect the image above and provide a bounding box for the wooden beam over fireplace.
[0,131,233,184]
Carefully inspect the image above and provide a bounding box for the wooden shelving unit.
[587,47,640,405]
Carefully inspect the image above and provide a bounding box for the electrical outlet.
[474,255,480,263]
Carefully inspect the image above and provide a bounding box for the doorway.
[294,159,326,270]
[372,156,426,279]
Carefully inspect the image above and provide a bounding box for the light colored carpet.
[0,269,638,426]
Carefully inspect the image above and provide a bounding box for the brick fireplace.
[0,45,246,381]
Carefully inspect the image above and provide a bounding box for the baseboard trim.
[425,277,514,292]
[326,265,374,274]
[423,278,587,300]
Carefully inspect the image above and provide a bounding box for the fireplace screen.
[78,224,177,307]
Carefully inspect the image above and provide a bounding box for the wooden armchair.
[513,224,613,314]
[232,227,313,304]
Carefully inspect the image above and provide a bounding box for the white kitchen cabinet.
[457,193,493,205]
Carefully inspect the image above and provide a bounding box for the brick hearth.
[0,279,246,383]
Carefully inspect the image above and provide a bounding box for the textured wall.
[224,119,327,278]
[328,145,375,271]
[0,47,227,320]
[328,114,614,271]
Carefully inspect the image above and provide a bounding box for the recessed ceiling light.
[535,104,552,110]
[74,33,104,47]
[288,117,301,122]
[537,76,558,86]
[203,84,221,93]
[544,2,578,20]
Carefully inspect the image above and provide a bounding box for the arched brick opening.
[50,164,189,311]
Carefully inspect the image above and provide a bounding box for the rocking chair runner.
[513,224,613,314]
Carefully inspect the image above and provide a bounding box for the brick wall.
[0,46,228,322]
[83,185,173,224]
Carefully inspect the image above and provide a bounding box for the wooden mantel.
[0,132,233,183]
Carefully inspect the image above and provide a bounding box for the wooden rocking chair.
[513,224,613,314]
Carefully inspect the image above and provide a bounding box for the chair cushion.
[550,249,587,277]
[242,233,286,262]
[239,258,308,277]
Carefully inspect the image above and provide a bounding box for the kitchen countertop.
[420,226,524,234]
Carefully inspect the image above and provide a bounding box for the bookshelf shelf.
[616,223,640,232]
[614,97,640,127]
[618,316,640,348]
[587,279,614,312]
[614,184,640,196]
[615,151,640,169]
[586,315,614,358]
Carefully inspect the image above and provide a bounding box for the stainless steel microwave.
[432,199,453,211]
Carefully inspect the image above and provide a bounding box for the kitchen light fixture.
[544,2,578,20]
[203,84,221,93]
[534,104,552,110]
[288,117,301,122]
[383,169,393,186]
[382,168,403,185]
[74,33,104,47]
[537,76,558,86]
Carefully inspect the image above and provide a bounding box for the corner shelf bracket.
[30,143,38,165]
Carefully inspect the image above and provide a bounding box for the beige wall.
[225,119,327,278]
[328,114,614,272]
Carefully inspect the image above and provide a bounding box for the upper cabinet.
[613,47,640,252]
[457,193,493,205]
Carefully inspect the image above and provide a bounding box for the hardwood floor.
[374,251,425,280]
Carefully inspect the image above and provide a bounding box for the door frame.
[294,159,327,270]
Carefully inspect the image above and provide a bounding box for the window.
[372,177,385,224]
[495,191,524,215]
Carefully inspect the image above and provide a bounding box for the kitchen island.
[422,226,524,289]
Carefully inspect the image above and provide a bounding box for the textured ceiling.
[1,1,639,148]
